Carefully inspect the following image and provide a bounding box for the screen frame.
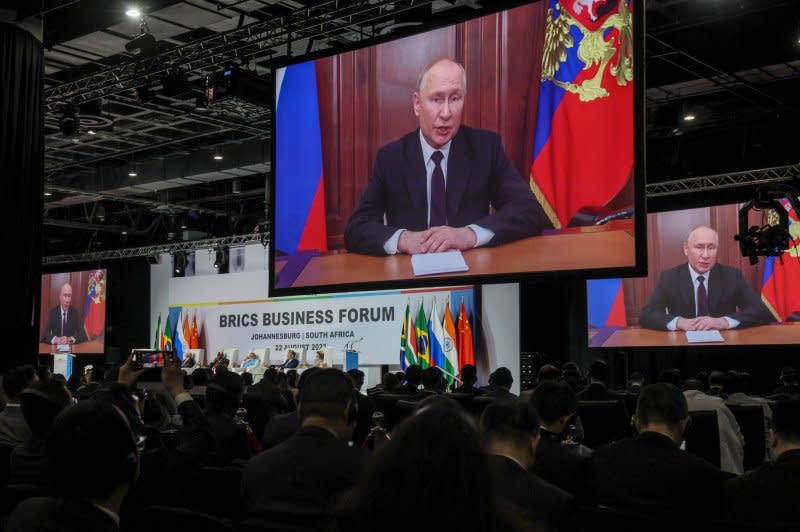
[268,0,647,297]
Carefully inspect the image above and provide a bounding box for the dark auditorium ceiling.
[6,0,799,259]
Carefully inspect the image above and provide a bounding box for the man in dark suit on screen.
[639,225,774,331]
[41,283,88,345]
[344,58,550,256]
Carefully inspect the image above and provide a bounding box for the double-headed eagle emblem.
[542,0,633,102]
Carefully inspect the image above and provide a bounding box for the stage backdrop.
[150,244,521,391]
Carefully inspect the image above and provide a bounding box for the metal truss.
[45,184,228,216]
[45,0,436,111]
[42,231,270,265]
[646,163,800,198]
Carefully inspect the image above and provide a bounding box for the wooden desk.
[593,322,800,347]
[281,221,635,288]
[38,339,105,355]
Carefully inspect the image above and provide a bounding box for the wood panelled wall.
[315,2,546,249]
[623,205,767,326]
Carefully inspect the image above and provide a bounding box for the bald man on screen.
[344,58,550,256]
[639,226,775,331]
[42,283,88,345]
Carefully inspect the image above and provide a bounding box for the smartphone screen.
[131,349,174,369]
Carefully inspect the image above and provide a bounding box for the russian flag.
[275,61,328,255]
[530,0,634,228]
[587,278,627,328]
[761,199,800,321]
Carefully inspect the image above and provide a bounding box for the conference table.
[591,322,800,347]
[276,220,636,288]
[38,339,105,355]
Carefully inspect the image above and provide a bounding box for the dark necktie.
[61,312,66,336]
[430,150,446,228]
[696,275,709,317]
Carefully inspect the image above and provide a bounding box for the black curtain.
[0,23,44,371]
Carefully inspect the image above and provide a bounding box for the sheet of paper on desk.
[411,251,469,276]
[685,330,725,343]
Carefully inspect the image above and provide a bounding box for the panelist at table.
[639,225,775,331]
[344,58,550,257]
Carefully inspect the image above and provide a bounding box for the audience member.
[453,364,483,395]
[626,372,645,394]
[531,382,589,496]
[0,366,35,447]
[537,364,561,385]
[561,362,584,393]
[657,368,684,388]
[6,400,140,532]
[683,380,745,475]
[8,378,73,487]
[724,370,773,462]
[772,366,800,398]
[725,397,800,530]
[242,369,368,530]
[204,370,254,465]
[707,371,729,399]
[396,365,422,395]
[483,367,516,398]
[420,367,445,395]
[577,360,628,427]
[347,368,376,446]
[481,399,573,531]
[587,383,726,519]
[260,367,320,449]
[336,404,504,532]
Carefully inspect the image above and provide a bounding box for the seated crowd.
[0,358,798,531]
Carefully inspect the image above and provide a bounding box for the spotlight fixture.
[232,179,241,194]
[173,251,187,277]
[58,104,79,136]
[96,204,106,223]
[87,130,96,135]
[683,113,696,121]
[121,231,128,236]
[125,32,158,57]
[213,151,223,161]
[44,191,52,197]
[128,171,137,177]
[214,246,229,273]
[125,7,141,18]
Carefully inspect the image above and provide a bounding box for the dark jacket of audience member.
[8,379,73,488]
[587,383,726,519]
[204,371,253,465]
[480,399,574,531]
[347,369,376,446]
[242,369,368,530]
[482,367,516,398]
[395,365,422,395]
[0,366,34,447]
[336,404,504,532]
[724,398,800,530]
[453,364,484,395]
[7,400,139,532]
[531,382,590,497]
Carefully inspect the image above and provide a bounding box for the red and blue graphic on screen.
[275,61,328,255]
[761,199,800,321]
[530,0,633,228]
[587,278,627,328]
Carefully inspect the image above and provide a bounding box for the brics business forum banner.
[161,285,476,367]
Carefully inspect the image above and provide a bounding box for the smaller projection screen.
[270,0,644,296]
[39,269,107,355]
[587,202,800,348]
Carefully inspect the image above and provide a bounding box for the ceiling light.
[121,231,128,235]
[125,7,141,18]
[87,129,96,135]
[128,171,137,177]
[683,114,696,121]
[213,153,223,161]
[44,191,52,197]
